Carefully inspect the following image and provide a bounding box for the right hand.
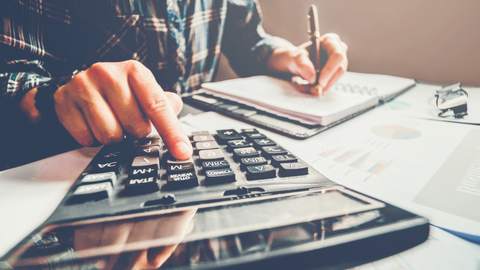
[53,60,192,160]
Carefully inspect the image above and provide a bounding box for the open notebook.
[201,72,416,126]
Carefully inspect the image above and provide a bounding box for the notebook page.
[202,76,378,125]
[334,72,416,101]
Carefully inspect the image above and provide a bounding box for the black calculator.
[1,129,429,270]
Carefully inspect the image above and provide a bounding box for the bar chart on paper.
[313,141,395,180]
[300,117,446,191]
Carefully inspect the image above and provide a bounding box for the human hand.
[48,60,192,160]
[267,33,348,95]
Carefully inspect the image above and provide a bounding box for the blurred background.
[216,0,480,87]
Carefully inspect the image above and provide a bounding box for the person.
[0,0,347,169]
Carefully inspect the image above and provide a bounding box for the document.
[377,83,480,124]
[352,226,480,270]
[0,147,99,258]
[200,72,415,125]
[179,111,480,238]
[284,112,480,238]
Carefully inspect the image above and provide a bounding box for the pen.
[307,5,321,94]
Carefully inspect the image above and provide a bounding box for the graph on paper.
[316,144,393,177]
[306,120,424,181]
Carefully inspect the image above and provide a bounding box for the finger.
[291,49,317,84]
[71,81,124,146]
[54,87,95,147]
[288,42,317,84]
[323,65,346,92]
[126,61,192,160]
[165,91,184,115]
[87,63,152,139]
[318,35,348,90]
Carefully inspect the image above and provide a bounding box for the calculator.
[1,129,429,270]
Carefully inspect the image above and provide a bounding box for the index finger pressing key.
[126,62,192,160]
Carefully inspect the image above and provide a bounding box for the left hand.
[267,33,348,95]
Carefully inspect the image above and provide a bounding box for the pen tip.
[311,85,323,97]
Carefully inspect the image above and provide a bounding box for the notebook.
[201,72,416,126]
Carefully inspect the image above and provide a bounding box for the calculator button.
[132,156,159,169]
[131,156,159,177]
[196,141,219,151]
[136,138,161,147]
[96,150,122,161]
[227,140,252,151]
[241,128,259,135]
[90,161,120,173]
[271,154,298,167]
[262,146,288,157]
[193,134,215,142]
[202,160,230,170]
[132,156,159,167]
[240,157,268,170]
[80,172,117,185]
[167,172,198,189]
[216,129,243,143]
[130,166,157,177]
[72,182,112,201]
[191,131,210,136]
[124,176,159,193]
[246,165,276,180]
[199,149,225,161]
[166,162,195,174]
[279,162,309,176]
[135,145,160,156]
[233,147,260,161]
[252,138,276,149]
[205,168,236,185]
[165,153,194,164]
[245,133,266,142]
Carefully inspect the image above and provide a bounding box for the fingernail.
[319,76,328,89]
[175,140,192,159]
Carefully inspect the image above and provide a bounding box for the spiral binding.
[334,83,378,96]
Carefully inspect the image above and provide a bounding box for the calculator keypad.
[68,129,318,208]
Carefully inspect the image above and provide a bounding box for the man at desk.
[0,0,348,169]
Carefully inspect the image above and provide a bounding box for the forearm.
[221,0,294,77]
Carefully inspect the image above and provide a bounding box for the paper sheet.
[351,226,480,270]
[180,111,480,237]
[0,147,100,258]
[377,83,480,124]
[202,75,379,125]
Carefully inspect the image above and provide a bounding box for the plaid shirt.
[0,0,293,168]
[0,0,293,95]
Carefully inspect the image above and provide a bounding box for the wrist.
[34,70,80,121]
[266,47,294,73]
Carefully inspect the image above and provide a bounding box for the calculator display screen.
[187,189,372,240]
[4,189,385,269]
